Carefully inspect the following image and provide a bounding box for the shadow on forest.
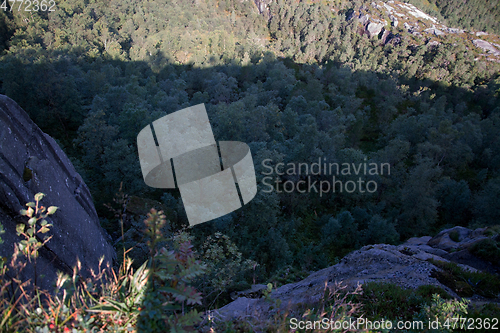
[1,46,499,330]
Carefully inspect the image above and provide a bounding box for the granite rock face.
[0,95,116,292]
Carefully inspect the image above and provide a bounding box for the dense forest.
[433,0,500,35]
[1,0,500,313]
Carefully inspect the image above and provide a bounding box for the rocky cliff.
[0,95,115,292]
[215,226,499,323]
[354,1,500,62]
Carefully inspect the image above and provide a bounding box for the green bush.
[430,259,500,298]
[469,238,500,266]
[197,232,257,309]
[414,294,469,333]
[483,225,500,237]
[0,194,205,332]
[356,282,453,323]
[357,282,424,321]
[467,302,500,320]
[415,284,452,300]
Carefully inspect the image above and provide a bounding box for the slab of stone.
[473,39,500,56]
[404,236,432,246]
[0,95,116,293]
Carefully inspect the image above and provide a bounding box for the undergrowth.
[1,193,497,332]
[0,193,205,332]
[430,259,500,298]
[355,282,452,322]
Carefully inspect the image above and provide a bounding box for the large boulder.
[0,95,116,292]
[358,14,370,26]
[390,15,398,28]
[424,27,445,36]
[427,226,488,251]
[366,21,385,38]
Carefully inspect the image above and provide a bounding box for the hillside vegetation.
[0,0,499,330]
[433,0,500,35]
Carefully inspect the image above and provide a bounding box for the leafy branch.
[16,192,57,286]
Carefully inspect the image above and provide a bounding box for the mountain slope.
[215,226,500,328]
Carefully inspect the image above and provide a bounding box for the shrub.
[130,210,205,332]
[415,284,452,300]
[414,294,469,333]
[354,282,454,325]
[16,192,57,286]
[483,225,500,237]
[469,238,500,266]
[288,283,364,333]
[467,302,500,320]
[0,194,205,332]
[197,232,257,309]
[430,259,500,298]
[356,282,426,321]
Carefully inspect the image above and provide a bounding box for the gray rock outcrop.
[425,26,445,36]
[390,14,398,27]
[427,40,441,47]
[358,13,370,26]
[230,284,268,300]
[367,21,385,38]
[428,226,487,251]
[473,39,500,56]
[447,28,464,34]
[255,0,500,62]
[404,22,414,33]
[381,30,401,45]
[215,226,499,322]
[215,243,456,321]
[0,95,116,292]
[253,0,272,18]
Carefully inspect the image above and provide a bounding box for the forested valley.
[0,0,500,329]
